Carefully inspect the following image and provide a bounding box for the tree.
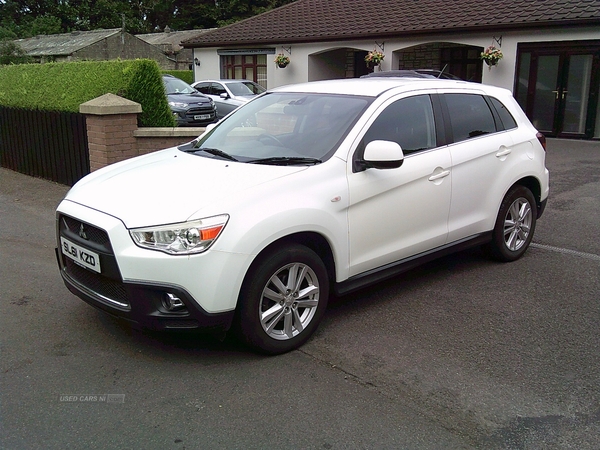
[0,40,32,64]
[0,0,298,38]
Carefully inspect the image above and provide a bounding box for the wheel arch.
[514,176,543,216]
[240,232,336,299]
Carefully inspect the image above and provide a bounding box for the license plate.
[194,114,211,120]
[60,237,101,273]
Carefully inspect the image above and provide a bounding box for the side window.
[194,82,210,95]
[444,94,496,142]
[489,97,518,130]
[363,95,436,154]
[212,83,227,96]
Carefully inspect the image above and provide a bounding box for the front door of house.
[515,41,600,139]
[515,41,600,138]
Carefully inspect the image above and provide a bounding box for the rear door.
[440,92,516,241]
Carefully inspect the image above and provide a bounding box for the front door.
[347,94,451,277]
[515,41,600,138]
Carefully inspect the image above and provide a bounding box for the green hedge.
[163,70,194,84]
[0,59,175,127]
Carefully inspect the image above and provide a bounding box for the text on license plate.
[60,237,101,273]
[194,114,211,120]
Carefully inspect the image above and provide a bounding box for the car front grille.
[185,106,215,118]
[58,214,129,309]
[60,215,112,250]
[65,259,129,306]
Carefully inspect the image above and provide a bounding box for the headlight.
[130,215,229,255]
[169,101,189,108]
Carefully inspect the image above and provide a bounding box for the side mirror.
[359,140,404,171]
[220,93,230,100]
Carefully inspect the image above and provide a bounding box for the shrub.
[0,59,175,127]
[126,60,176,127]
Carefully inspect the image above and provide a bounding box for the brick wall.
[80,94,203,172]
[134,130,200,156]
[86,114,139,169]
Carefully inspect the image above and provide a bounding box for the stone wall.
[397,42,449,70]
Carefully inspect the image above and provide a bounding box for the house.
[136,26,215,70]
[183,0,600,139]
[15,28,175,69]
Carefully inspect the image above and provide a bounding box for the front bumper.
[56,247,234,331]
[55,201,251,333]
[172,106,218,127]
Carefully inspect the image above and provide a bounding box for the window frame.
[439,93,507,144]
[352,93,446,172]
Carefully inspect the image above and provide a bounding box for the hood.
[168,92,212,105]
[66,147,304,228]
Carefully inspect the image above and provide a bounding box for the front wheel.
[484,185,537,262]
[236,244,329,354]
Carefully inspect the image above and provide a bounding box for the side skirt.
[334,232,492,296]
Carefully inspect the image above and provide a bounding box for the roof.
[15,28,123,56]
[183,0,600,48]
[136,28,215,54]
[270,77,491,97]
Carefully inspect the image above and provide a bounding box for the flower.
[480,46,503,66]
[365,49,385,66]
[274,53,290,67]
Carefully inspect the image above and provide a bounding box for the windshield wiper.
[183,147,238,161]
[246,156,322,166]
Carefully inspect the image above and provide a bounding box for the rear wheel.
[484,185,537,262]
[236,244,329,354]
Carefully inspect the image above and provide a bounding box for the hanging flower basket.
[365,49,384,68]
[274,53,290,68]
[481,46,503,68]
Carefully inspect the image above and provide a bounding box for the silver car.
[192,79,266,118]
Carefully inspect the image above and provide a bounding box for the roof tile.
[183,0,600,47]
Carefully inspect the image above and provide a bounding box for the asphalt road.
[1,138,599,449]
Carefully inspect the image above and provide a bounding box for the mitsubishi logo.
[78,223,88,240]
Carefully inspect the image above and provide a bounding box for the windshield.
[189,92,371,164]
[164,77,197,95]
[226,81,266,96]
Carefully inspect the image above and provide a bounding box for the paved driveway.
[1,138,599,449]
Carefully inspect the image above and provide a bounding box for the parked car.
[413,69,463,80]
[162,74,217,126]
[192,79,266,118]
[56,78,549,355]
[362,69,461,79]
[361,70,434,78]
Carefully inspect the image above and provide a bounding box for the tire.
[236,244,329,355]
[484,185,537,262]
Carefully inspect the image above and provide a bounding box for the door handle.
[428,169,450,181]
[496,148,512,157]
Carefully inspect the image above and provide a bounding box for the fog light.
[163,293,186,311]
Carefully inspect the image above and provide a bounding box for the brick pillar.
[79,94,142,172]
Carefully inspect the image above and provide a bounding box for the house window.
[221,54,267,88]
[440,47,482,83]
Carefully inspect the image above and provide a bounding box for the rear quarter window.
[489,97,518,130]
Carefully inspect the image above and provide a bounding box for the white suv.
[56,78,549,354]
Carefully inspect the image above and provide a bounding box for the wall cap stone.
[80,93,142,115]
[134,127,206,138]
